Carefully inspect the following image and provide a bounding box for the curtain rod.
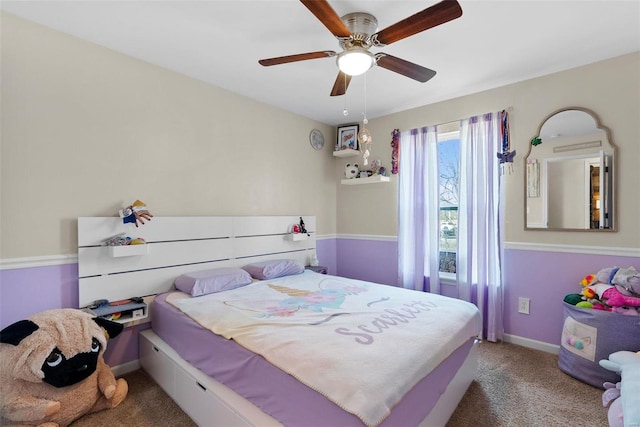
[403,106,514,133]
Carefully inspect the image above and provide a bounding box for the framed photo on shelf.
[337,124,359,151]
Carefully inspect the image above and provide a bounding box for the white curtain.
[457,112,504,342]
[397,126,440,293]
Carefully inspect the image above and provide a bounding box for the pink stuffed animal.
[588,283,640,308]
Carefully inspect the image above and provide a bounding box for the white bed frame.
[78,215,477,427]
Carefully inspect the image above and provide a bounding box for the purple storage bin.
[559,302,640,388]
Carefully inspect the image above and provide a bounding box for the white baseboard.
[111,359,140,377]
[503,333,560,355]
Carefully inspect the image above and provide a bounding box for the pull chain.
[363,73,367,123]
[343,73,349,116]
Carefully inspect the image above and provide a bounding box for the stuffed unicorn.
[600,351,640,427]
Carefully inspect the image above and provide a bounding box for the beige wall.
[336,52,640,248]
[0,13,337,258]
[3,12,638,259]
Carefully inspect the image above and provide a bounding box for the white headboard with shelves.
[78,216,316,307]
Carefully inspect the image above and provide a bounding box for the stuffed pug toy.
[0,309,128,427]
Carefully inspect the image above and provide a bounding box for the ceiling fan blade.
[300,0,351,38]
[376,54,436,83]
[259,51,336,66]
[373,0,462,46]
[330,71,352,96]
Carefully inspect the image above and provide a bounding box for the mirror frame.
[524,107,617,232]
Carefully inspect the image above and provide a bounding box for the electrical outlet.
[518,297,530,314]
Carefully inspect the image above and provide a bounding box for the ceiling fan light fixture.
[337,48,374,76]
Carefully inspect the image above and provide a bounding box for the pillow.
[174,267,252,297]
[242,259,304,280]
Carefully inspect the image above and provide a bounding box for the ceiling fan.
[258,0,463,96]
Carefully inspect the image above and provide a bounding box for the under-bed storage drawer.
[139,331,175,399]
[175,365,240,427]
[139,330,279,427]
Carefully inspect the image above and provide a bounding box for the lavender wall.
[0,263,147,366]
[503,249,640,345]
[335,238,398,286]
[2,240,637,367]
[316,238,337,276]
[1,264,79,325]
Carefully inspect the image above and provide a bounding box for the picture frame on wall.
[527,160,540,198]
[337,124,359,151]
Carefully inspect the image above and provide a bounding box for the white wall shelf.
[341,175,390,185]
[108,244,149,257]
[286,233,309,241]
[84,297,152,327]
[333,149,360,158]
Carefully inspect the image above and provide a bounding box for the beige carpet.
[70,369,197,427]
[447,341,608,427]
[71,341,609,427]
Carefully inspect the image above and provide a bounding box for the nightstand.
[306,265,328,275]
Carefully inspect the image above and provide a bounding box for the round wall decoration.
[309,128,325,150]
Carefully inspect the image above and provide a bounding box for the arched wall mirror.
[524,107,616,231]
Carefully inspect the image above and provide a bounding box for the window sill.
[439,272,456,285]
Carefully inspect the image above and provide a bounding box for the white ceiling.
[2,1,639,126]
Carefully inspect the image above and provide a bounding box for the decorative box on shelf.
[85,300,148,326]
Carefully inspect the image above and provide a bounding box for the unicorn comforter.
[166,270,481,426]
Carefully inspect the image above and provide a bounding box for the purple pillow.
[174,267,252,297]
[242,259,304,280]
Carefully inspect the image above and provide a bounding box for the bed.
[78,216,481,427]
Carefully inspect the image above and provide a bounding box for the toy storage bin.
[559,302,640,388]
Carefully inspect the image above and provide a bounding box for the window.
[437,129,460,274]
[397,111,504,340]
